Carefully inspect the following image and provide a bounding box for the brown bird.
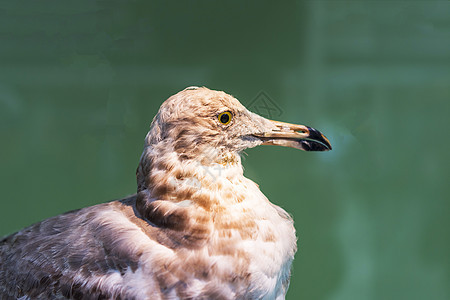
[0,87,331,299]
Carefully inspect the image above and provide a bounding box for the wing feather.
[0,197,144,299]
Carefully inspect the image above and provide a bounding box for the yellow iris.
[218,111,232,125]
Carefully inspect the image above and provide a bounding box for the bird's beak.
[253,120,332,151]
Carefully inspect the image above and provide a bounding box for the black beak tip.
[306,126,332,151]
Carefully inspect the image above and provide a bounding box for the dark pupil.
[220,113,230,124]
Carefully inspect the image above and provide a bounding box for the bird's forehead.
[162,87,244,116]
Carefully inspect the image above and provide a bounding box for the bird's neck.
[136,142,246,209]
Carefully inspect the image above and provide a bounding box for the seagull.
[0,87,331,300]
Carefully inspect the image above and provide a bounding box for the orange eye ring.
[218,111,232,125]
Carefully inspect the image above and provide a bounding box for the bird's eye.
[218,111,232,125]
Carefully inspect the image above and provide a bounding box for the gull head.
[144,86,331,161]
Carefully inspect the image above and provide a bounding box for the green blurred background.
[1,1,449,299]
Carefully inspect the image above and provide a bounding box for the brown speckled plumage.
[0,87,331,299]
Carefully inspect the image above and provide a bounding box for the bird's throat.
[137,145,245,210]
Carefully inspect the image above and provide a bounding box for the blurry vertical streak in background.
[0,1,448,299]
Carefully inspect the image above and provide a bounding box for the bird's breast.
[131,167,297,299]
[146,176,296,298]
